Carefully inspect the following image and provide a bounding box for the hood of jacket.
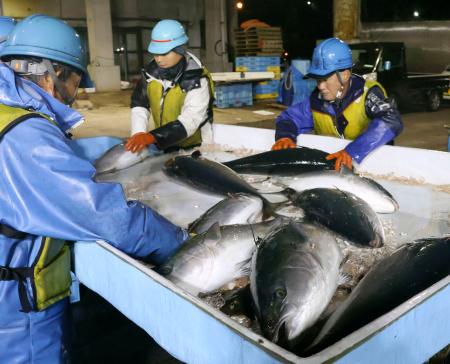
[0,63,84,133]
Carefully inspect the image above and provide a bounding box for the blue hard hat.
[305,38,353,78]
[148,19,189,55]
[0,17,16,52]
[0,14,93,87]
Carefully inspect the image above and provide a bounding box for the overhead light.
[284,52,288,57]
[236,1,243,10]
[307,1,312,5]
[413,11,419,17]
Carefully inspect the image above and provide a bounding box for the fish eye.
[229,302,236,310]
[275,288,286,299]
[157,265,172,275]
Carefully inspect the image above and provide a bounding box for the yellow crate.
[254,92,279,99]
[235,66,248,72]
[235,66,280,79]
[266,66,280,72]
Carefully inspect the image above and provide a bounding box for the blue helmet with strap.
[305,38,353,78]
[148,19,189,55]
[0,16,16,52]
[0,14,92,87]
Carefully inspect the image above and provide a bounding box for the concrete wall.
[2,0,85,18]
[0,0,234,87]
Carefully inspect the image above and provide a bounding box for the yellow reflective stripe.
[0,105,68,311]
[312,79,386,140]
[146,70,214,148]
[312,111,341,137]
[34,241,71,311]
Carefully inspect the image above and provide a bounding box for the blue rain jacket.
[275,74,403,163]
[0,63,188,363]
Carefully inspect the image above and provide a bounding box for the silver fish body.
[287,168,398,213]
[189,193,264,234]
[94,143,150,174]
[159,219,283,295]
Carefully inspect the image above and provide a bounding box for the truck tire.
[427,89,441,111]
[388,93,400,110]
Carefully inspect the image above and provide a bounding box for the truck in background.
[357,20,450,74]
[350,42,450,111]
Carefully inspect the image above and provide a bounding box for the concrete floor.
[72,90,450,152]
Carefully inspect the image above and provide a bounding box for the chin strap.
[42,59,76,106]
[334,71,345,101]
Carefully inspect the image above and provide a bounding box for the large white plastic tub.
[74,124,450,364]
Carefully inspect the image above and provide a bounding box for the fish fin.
[191,150,202,159]
[338,272,351,286]
[237,258,252,276]
[204,222,222,246]
[280,187,299,201]
[248,223,261,247]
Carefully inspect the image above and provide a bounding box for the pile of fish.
[94,144,450,356]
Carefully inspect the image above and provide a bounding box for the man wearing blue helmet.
[0,14,187,363]
[125,19,214,153]
[273,38,403,170]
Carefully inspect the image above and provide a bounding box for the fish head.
[163,157,185,179]
[220,285,253,317]
[370,230,385,248]
[155,260,174,276]
[259,282,289,342]
[157,232,217,284]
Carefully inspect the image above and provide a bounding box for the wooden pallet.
[234,28,282,41]
[234,26,283,56]
[235,39,283,48]
[234,27,282,35]
[236,51,283,56]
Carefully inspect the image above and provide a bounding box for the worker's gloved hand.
[125,132,156,153]
[271,137,296,151]
[326,149,353,171]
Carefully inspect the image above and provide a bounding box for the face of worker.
[55,70,81,105]
[37,69,81,106]
[315,70,351,101]
[154,51,183,68]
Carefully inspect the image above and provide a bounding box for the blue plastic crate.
[214,83,253,108]
[235,56,280,68]
[253,80,280,94]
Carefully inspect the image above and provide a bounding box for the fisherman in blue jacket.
[0,15,187,363]
[272,38,403,170]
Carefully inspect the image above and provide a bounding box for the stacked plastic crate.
[235,56,281,100]
[214,83,253,109]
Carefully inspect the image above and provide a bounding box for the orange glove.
[326,149,353,171]
[125,132,156,153]
[271,137,296,151]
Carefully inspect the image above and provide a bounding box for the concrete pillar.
[227,0,239,62]
[85,0,120,91]
[204,0,233,72]
[333,0,359,41]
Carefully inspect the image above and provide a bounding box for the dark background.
[237,0,450,59]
